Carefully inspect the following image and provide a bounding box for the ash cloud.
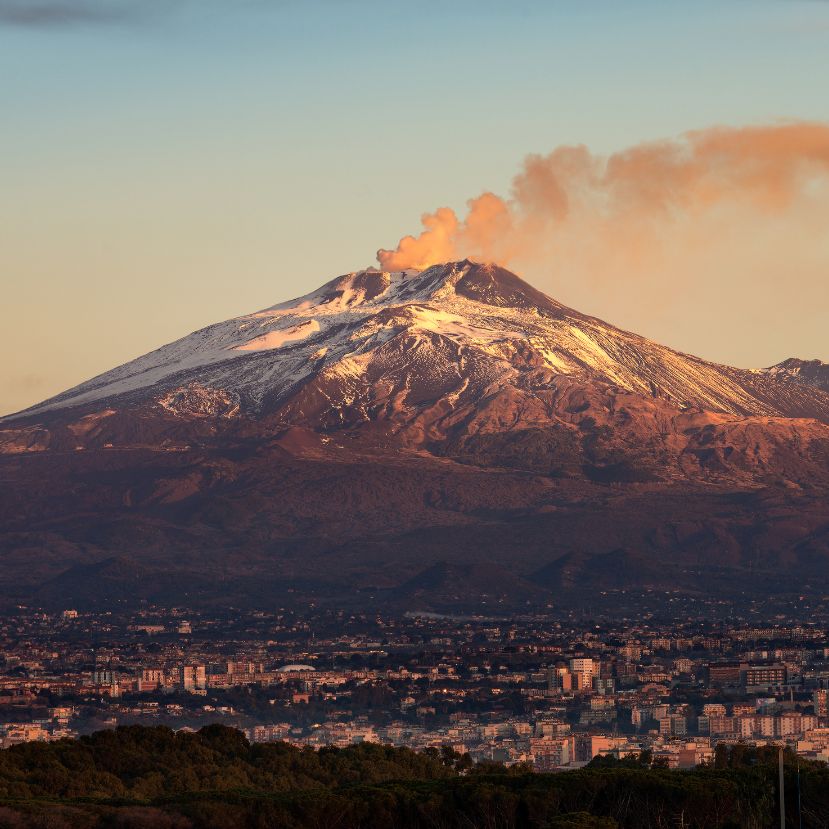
[377,122,829,368]
[377,122,829,281]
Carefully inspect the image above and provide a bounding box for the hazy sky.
[2,0,829,415]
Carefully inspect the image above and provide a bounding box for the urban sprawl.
[4,595,829,771]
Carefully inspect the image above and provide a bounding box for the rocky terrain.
[2,261,828,610]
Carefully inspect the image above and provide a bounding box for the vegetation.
[0,726,825,827]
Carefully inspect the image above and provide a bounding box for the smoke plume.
[377,122,829,280]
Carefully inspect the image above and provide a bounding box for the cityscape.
[5,599,829,773]
[3,0,829,826]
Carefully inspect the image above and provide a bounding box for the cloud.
[377,122,829,277]
[0,0,291,28]
[0,1,143,26]
[377,122,829,368]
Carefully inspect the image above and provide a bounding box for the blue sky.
[2,0,829,413]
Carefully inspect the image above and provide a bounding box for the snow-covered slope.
[3,261,829,608]
[765,358,829,393]
[7,260,829,426]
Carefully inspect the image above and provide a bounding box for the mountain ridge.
[6,260,829,426]
[1,261,829,610]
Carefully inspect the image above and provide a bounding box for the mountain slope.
[766,358,829,393]
[9,260,829,425]
[2,261,829,610]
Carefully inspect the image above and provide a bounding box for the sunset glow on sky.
[2,0,829,415]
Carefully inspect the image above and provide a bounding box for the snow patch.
[234,320,320,351]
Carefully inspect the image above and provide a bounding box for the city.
[3,1,829,824]
[5,596,829,773]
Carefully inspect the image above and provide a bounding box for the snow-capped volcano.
[3,262,829,610]
[10,260,829,427]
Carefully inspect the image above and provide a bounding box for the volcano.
[2,261,829,610]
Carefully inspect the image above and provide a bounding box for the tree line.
[0,725,825,828]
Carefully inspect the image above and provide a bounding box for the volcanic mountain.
[2,261,829,610]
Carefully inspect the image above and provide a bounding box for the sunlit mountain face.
[2,261,829,611]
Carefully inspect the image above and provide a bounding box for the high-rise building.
[530,735,574,770]
[569,658,594,691]
[570,657,594,675]
[708,662,741,686]
[743,664,786,689]
[92,668,120,698]
[592,677,616,695]
[551,666,572,692]
[180,665,206,692]
[702,703,727,718]
[139,668,165,692]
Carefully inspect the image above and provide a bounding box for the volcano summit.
[2,261,829,610]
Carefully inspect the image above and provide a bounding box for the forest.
[0,725,825,828]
